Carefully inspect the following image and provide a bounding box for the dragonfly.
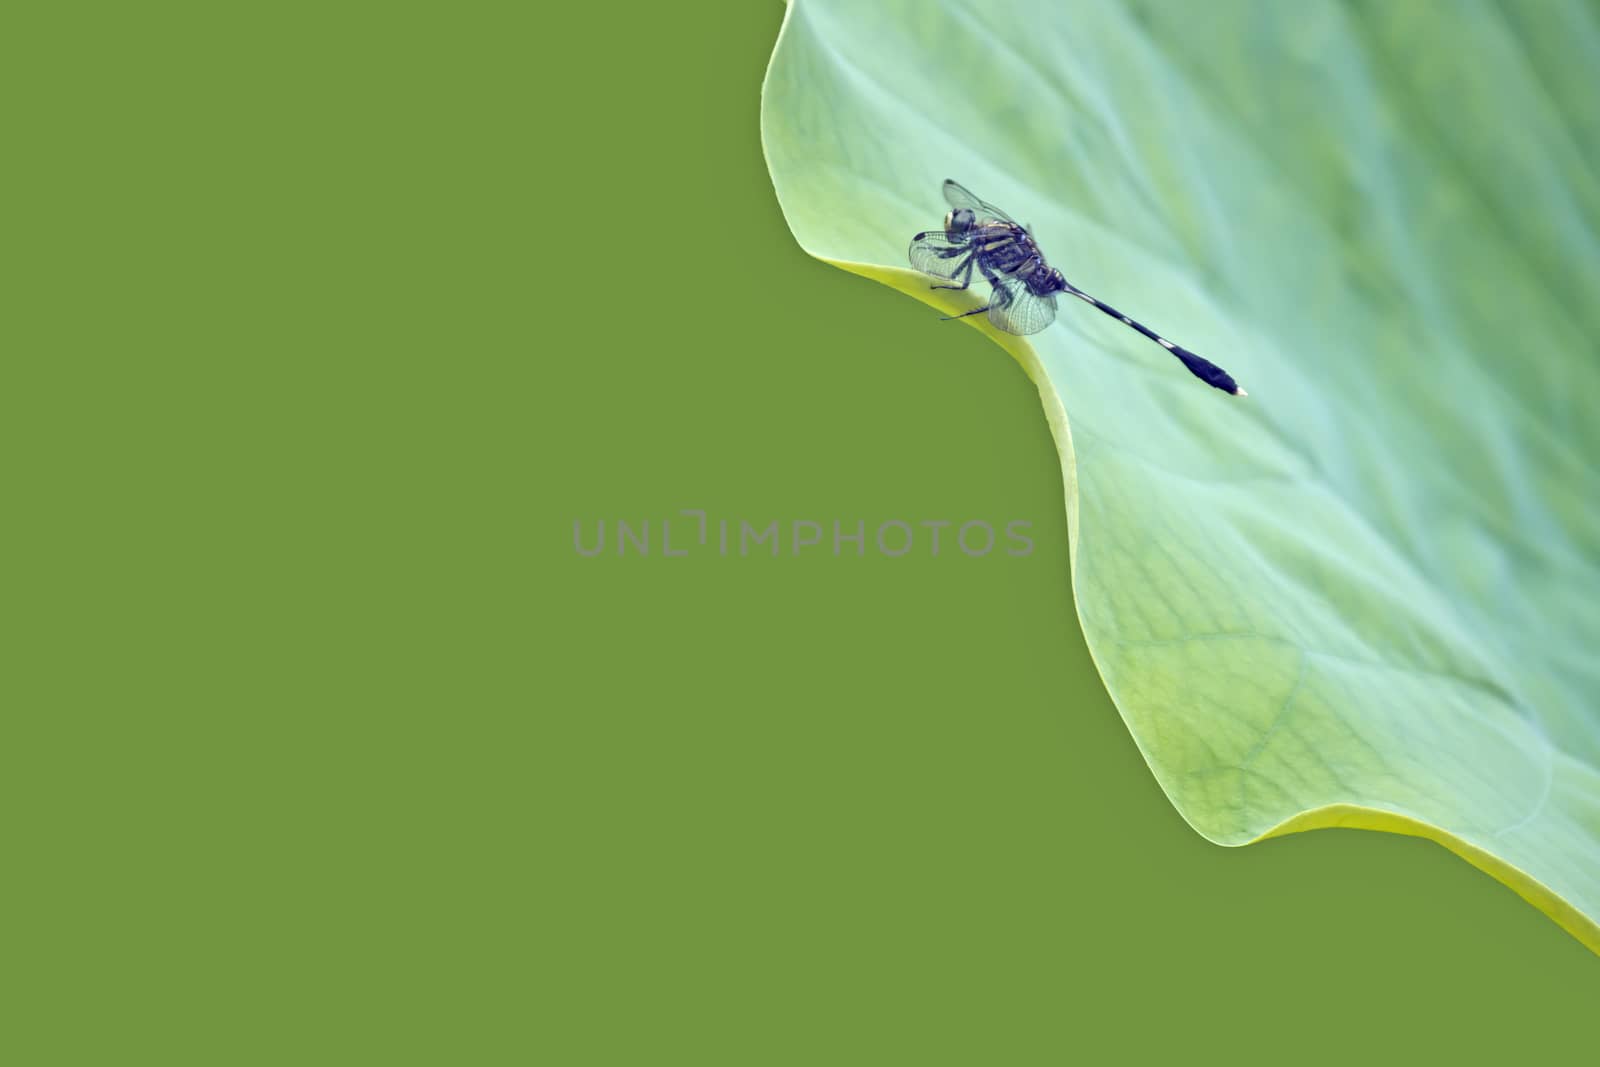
[908,180,1245,397]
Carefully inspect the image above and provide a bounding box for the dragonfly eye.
[944,208,976,234]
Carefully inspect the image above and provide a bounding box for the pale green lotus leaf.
[761,0,1600,952]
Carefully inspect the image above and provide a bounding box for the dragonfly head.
[943,207,976,234]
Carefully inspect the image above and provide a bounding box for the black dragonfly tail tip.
[1173,346,1247,398]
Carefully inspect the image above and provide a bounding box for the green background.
[8,1,1596,1063]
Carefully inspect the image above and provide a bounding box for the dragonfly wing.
[942,179,1020,226]
[908,230,973,280]
[986,278,1057,335]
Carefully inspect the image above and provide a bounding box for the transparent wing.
[942,179,1019,225]
[908,230,973,280]
[986,277,1057,335]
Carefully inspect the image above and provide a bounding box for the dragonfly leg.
[930,255,976,291]
[940,304,990,321]
[977,262,1011,306]
[941,261,1009,322]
